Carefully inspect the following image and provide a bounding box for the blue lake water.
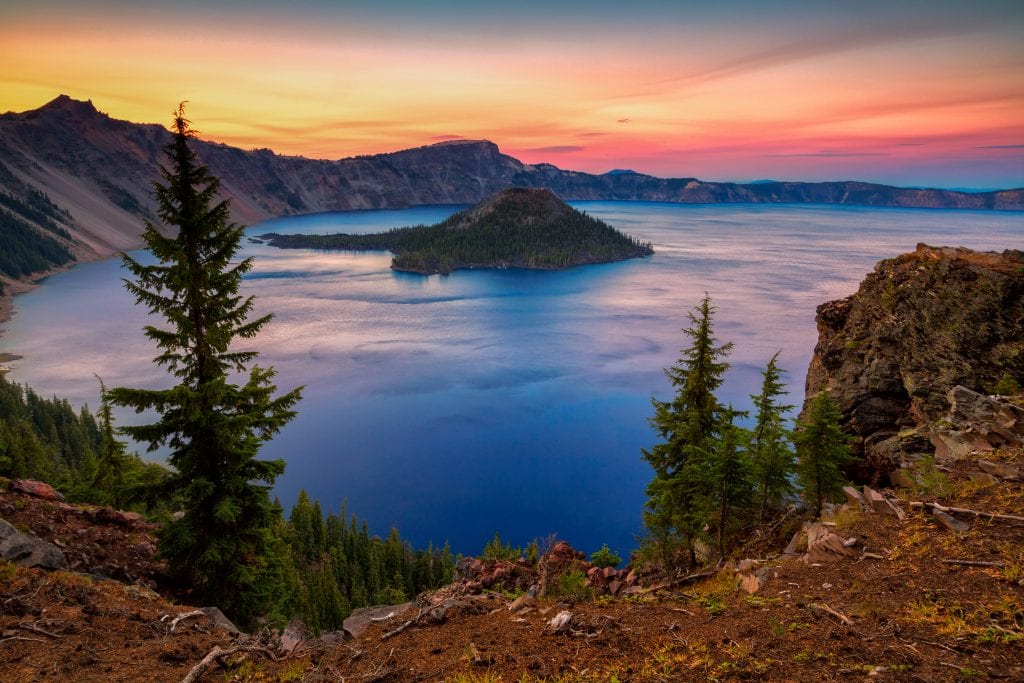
[3,202,1021,558]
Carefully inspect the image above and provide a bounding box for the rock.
[608,580,623,595]
[622,585,644,596]
[802,532,857,564]
[932,509,969,533]
[739,573,761,594]
[546,610,572,633]
[948,386,1024,449]
[425,606,447,624]
[842,486,867,507]
[0,517,68,570]
[889,469,918,489]
[171,511,185,521]
[968,471,1000,486]
[343,603,412,640]
[199,606,241,634]
[279,620,306,653]
[801,245,1024,479]
[624,569,637,586]
[11,479,62,501]
[508,588,537,612]
[978,460,1021,480]
[91,507,144,527]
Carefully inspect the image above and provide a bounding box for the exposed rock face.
[804,244,1024,479]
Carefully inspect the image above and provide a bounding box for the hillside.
[1,96,1022,320]
[804,244,1024,481]
[261,187,654,274]
[2,447,1022,681]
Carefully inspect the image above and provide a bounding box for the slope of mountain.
[0,95,1021,300]
[262,187,654,274]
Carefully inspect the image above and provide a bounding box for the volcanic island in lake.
[260,187,654,275]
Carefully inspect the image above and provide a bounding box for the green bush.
[992,372,1021,396]
[590,544,622,569]
[556,570,592,601]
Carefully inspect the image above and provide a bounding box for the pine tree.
[707,406,753,558]
[108,105,302,626]
[749,352,796,524]
[642,294,733,569]
[91,376,131,506]
[795,388,851,517]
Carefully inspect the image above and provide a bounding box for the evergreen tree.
[749,352,796,524]
[795,389,852,517]
[108,105,302,626]
[91,376,131,506]
[707,406,753,558]
[642,294,733,568]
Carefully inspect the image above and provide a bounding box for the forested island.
[261,187,654,274]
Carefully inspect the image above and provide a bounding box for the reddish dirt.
[1,450,1022,682]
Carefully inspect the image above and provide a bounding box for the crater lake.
[3,202,1021,557]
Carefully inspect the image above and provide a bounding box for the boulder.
[11,479,62,501]
[199,606,241,634]
[0,517,68,570]
[342,602,412,640]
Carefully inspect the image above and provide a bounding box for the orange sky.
[2,1,1022,187]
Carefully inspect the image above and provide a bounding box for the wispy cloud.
[976,144,1024,149]
[767,151,891,158]
[431,134,465,141]
[524,145,585,154]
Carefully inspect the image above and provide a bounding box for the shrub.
[590,544,622,569]
[556,570,592,601]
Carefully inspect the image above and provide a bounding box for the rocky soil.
[1,447,1023,682]
[804,244,1024,481]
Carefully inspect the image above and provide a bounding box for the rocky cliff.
[804,244,1024,480]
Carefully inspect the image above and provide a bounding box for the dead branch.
[639,570,715,596]
[910,502,1024,524]
[380,609,424,640]
[16,622,62,639]
[163,609,206,632]
[809,603,853,625]
[941,558,1007,568]
[0,635,47,645]
[181,645,239,683]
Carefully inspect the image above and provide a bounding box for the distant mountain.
[0,95,1021,285]
[262,187,654,274]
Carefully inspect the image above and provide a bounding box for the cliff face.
[804,244,1024,479]
[2,95,1022,268]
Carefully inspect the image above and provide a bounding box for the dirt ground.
[1,451,1022,682]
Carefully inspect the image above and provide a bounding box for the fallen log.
[909,502,1024,524]
[941,559,1007,568]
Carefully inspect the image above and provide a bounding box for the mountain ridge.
[0,95,1022,310]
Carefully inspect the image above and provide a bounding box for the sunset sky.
[2,0,1022,188]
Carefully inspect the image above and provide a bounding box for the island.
[261,187,654,274]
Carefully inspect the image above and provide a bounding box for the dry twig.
[809,603,853,625]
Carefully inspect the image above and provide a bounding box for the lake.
[3,202,1021,558]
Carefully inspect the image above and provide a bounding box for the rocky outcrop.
[804,244,1024,480]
